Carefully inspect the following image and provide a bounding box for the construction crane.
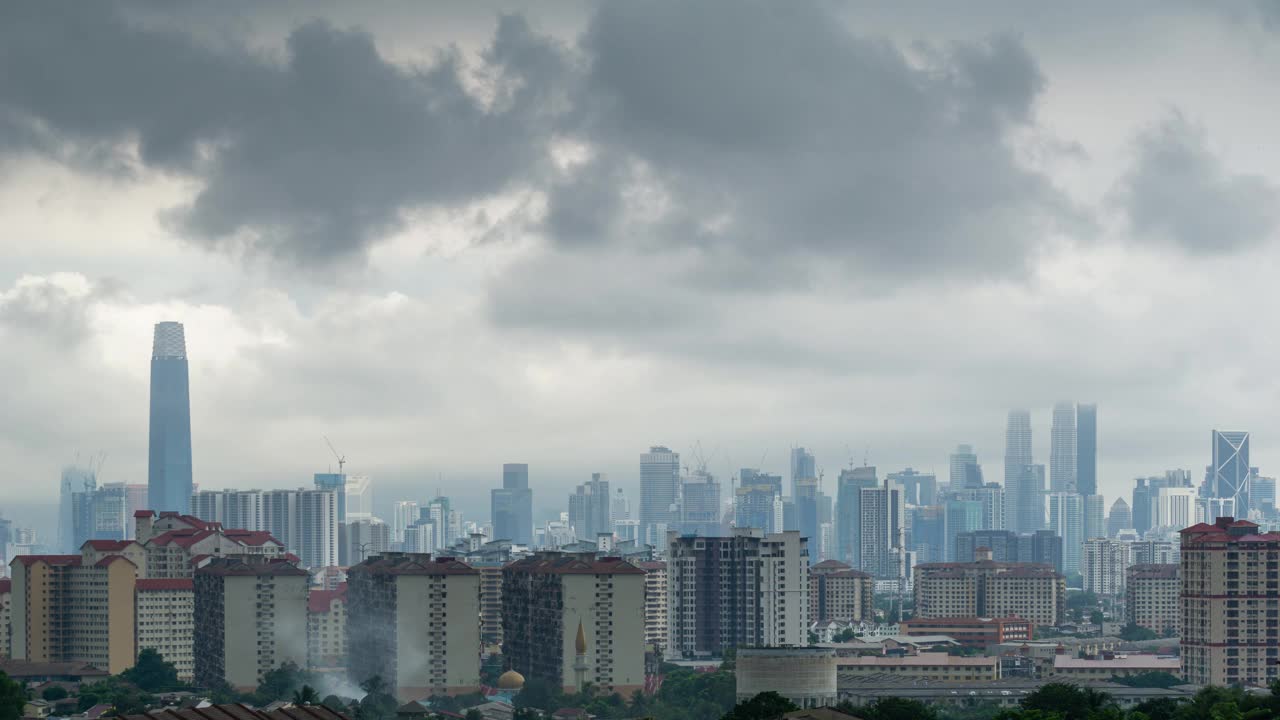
[324,436,346,475]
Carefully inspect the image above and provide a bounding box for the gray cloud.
[1115,111,1279,254]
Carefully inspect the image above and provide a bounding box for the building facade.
[1081,538,1132,597]
[307,584,347,670]
[640,448,681,547]
[899,617,1033,650]
[568,474,613,541]
[135,578,195,681]
[1003,410,1035,532]
[637,561,668,654]
[1125,564,1178,637]
[914,554,1066,628]
[809,560,874,623]
[492,463,534,546]
[147,322,194,515]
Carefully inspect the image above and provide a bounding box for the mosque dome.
[497,670,526,690]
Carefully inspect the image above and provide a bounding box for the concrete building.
[1107,498,1132,539]
[735,483,783,535]
[148,321,194,515]
[135,578,194,681]
[569,474,613,541]
[193,557,309,692]
[1125,564,1178,637]
[809,560,874,623]
[1049,402,1077,492]
[7,553,139,675]
[1151,487,1196,533]
[0,578,10,659]
[477,564,505,647]
[503,553,646,696]
[680,470,723,538]
[1084,494,1105,542]
[835,467,878,567]
[345,517,391,564]
[1003,410,1037,532]
[953,530,1062,571]
[1211,431,1252,517]
[492,463,534,547]
[898,617,1032,650]
[637,561,668,653]
[667,530,809,659]
[135,511,287,578]
[346,553,481,700]
[1081,538,1133,597]
[838,652,1000,682]
[736,648,837,708]
[887,468,937,507]
[261,489,339,569]
[640,447,681,547]
[859,478,907,579]
[307,584,347,670]
[1045,493,1083,575]
[1130,540,1177,566]
[949,445,981,490]
[914,552,1066,628]
[1050,655,1180,680]
[1180,517,1280,687]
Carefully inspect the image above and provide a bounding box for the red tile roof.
[137,578,194,591]
[505,553,645,575]
[222,530,284,547]
[82,540,136,552]
[0,578,10,593]
[308,584,348,613]
[134,510,156,518]
[11,555,82,567]
[93,555,137,568]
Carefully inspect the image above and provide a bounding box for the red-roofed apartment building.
[1181,516,1280,687]
[307,583,347,671]
[134,511,286,579]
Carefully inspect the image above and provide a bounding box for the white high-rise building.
[390,501,420,545]
[1082,538,1133,597]
[640,447,682,547]
[1050,402,1077,492]
[859,479,907,581]
[949,445,980,490]
[1084,494,1106,540]
[262,489,339,569]
[345,475,374,519]
[190,489,264,530]
[1153,487,1196,530]
[1004,410,1036,532]
[611,487,630,524]
[1046,492,1084,575]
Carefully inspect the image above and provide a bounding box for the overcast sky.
[3,1,1280,525]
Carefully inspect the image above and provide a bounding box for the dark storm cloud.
[0,5,568,265]
[1115,111,1279,254]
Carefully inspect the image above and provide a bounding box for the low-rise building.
[307,583,347,670]
[135,511,286,579]
[836,652,1000,682]
[1050,654,1181,680]
[1125,564,1178,637]
[898,617,1032,650]
[135,579,194,681]
[735,648,837,708]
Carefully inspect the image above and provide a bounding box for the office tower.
[1197,497,1238,524]
[944,499,983,562]
[1107,498,1132,538]
[1045,492,1083,574]
[666,529,809,659]
[307,585,347,670]
[1181,517,1280,687]
[951,484,1005,530]
[836,466,878,566]
[680,470,722,537]
[949,445,981,489]
[344,475,374,519]
[422,496,453,548]
[136,578,195,681]
[1076,404,1098,496]
[1084,494,1105,540]
[492,463,534,546]
[859,478,906,579]
[1254,476,1277,512]
[1132,479,1154,536]
[147,322,193,515]
[1004,410,1034,531]
[193,557,308,692]
[1049,402,1077,492]
[909,505,946,564]
[791,447,816,498]
[640,447,682,546]
[503,554,646,694]
[794,476,821,560]
[741,468,784,497]
[314,473,347,519]
[611,487,631,524]
[1211,431,1252,517]
[569,474,613,540]
[809,560,875,623]
[914,550,1066,627]
[347,553,482,700]
[390,501,419,546]
[1014,465,1046,532]
[1126,564,1178,637]
[735,483,783,534]
[887,468,937,507]
[1152,486,1196,530]
[952,529,1062,568]
[637,561,669,653]
[8,551,140,674]
[1081,538,1132,596]
[62,474,129,551]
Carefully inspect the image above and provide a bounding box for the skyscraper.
[568,473,612,540]
[1107,498,1132,538]
[1046,492,1083,575]
[1211,430,1251,517]
[790,447,816,498]
[887,468,937,507]
[1076,404,1098,496]
[1050,402,1077,492]
[1004,410,1034,531]
[640,447,681,546]
[492,463,533,545]
[1084,494,1105,540]
[836,466,878,566]
[858,478,906,579]
[949,445,980,489]
[148,321,193,514]
[680,470,721,537]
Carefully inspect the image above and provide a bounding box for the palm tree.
[293,685,320,706]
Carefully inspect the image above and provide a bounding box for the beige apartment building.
[8,554,139,674]
[193,557,309,692]
[810,560,875,623]
[1126,564,1178,636]
[504,553,646,696]
[307,584,347,671]
[476,564,504,648]
[914,550,1065,628]
[136,579,195,681]
[136,511,286,579]
[636,561,668,653]
[1181,517,1280,687]
[346,553,481,701]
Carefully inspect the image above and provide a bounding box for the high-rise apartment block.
[836,466,878,567]
[347,553,481,700]
[503,554,646,695]
[887,468,937,507]
[1081,538,1132,597]
[307,584,347,670]
[859,478,906,579]
[1049,402,1077,492]
[135,511,287,578]
[493,464,534,546]
[193,557,309,692]
[135,578,195,681]
[809,560,874,623]
[637,561,669,653]
[1045,493,1083,575]
[1084,494,1105,542]
[667,529,809,659]
[640,448,681,547]
[953,529,1062,570]
[148,322,193,515]
[1181,517,1280,687]
[1126,564,1178,637]
[914,551,1066,628]
[0,578,10,660]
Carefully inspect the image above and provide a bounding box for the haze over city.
[3,0,1280,525]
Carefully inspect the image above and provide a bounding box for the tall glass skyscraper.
[1212,430,1251,516]
[492,463,533,545]
[1076,404,1098,496]
[147,321,193,514]
[1003,409,1035,531]
[639,446,681,546]
[1049,402,1077,492]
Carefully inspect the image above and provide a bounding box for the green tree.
[356,676,398,720]
[124,648,181,692]
[322,696,349,713]
[859,697,939,720]
[1089,610,1104,627]
[255,663,310,704]
[514,678,562,711]
[1109,672,1182,689]
[0,671,25,720]
[293,685,320,706]
[1020,683,1113,720]
[41,687,69,702]
[720,692,796,720]
[465,710,483,720]
[1118,623,1158,642]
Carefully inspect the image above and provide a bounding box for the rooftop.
[117,703,350,720]
[308,584,348,612]
[136,578,194,591]
[837,652,995,668]
[1053,655,1181,670]
[505,553,645,575]
[195,557,308,577]
[349,553,478,576]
